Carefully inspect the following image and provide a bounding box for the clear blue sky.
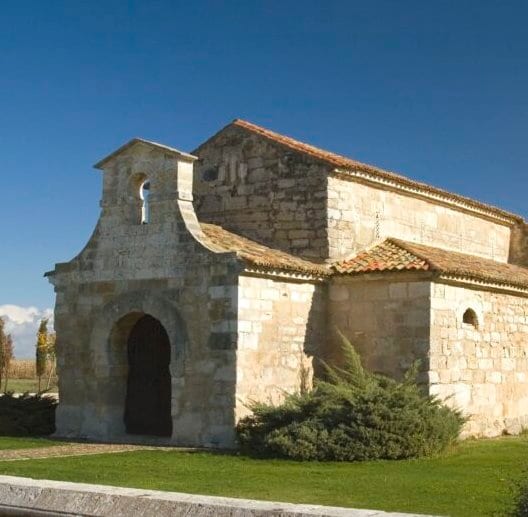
[1,1,527,311]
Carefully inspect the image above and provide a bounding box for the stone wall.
[50,127,528,448]
[193,125,516,264]
[49,142,242,448]
[327,275,431,380]
[235,275,326,418]
[509,222,528,267]
[429,282,528,437]
[328,275,528,437]
[326,175,512,261]
[193,124,330,260]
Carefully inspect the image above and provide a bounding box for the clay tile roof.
[232,119,523,223]
[200,223,329,276]
[333,238,528,289]
[333,240,431,274]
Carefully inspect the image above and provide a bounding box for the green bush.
[237,336,465,461]
[509,475,528,517]
[0,393,57,436]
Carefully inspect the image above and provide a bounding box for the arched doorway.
[124,314,172,436]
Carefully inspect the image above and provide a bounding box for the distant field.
[3,359,57,393]
[8,359,36,379]
[3,378,58,393]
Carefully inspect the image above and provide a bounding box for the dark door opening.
[124,314,172,436]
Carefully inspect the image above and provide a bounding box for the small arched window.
[140,180,150,224]
[462,308,478,329]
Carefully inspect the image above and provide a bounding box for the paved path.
[0,443,155,462]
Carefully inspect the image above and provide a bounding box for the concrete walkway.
[0,475,439,516]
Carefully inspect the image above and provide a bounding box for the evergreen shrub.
[0,393,57,436]
[237,336,465,461]
[509,475,528,517]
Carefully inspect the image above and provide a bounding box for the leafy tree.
[36,319,49,393]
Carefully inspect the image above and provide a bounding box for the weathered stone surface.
[47,120,528,446]
[509,222,528,267]
[0,476,436,517]
[236,275,325,416]
[329,273,528,437]
[193,123,330,260]
[328,277,432,380]
[326,175,512,262]
[429,283,528,437]
[48,142,241,448]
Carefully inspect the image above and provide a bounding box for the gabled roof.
[201,223,328,276]
[94,138,197,169]
[333,238,528,289]
[228,119,523,224]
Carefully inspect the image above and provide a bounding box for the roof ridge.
[226,119,523,224]
[331,237,432,274]
[232,119,369,169]
[385,238,440,271]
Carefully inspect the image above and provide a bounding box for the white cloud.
[0,305,54,359]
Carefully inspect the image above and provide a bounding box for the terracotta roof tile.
[200,223,328,276]
[334,238,528,289]
[232,119,523,223]
[200,221,528,288]
[333,240,431,274]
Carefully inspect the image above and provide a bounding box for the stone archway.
[124,314,172,436]
[85,292,188,441]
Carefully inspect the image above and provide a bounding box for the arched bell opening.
[139,180,151,224]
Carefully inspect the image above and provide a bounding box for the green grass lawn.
[0,436,526,516]
[0,437,61,450]
[3,379,58,393]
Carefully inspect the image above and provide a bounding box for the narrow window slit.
[140,180,151,224]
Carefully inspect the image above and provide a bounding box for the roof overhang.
[94,138,198,170]
[436,274,528,297]
[332,269,528,297]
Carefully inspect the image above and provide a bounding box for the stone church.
[47,119,528,447]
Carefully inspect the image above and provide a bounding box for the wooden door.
[124,315,172,436]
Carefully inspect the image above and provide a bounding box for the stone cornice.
[332,168,522,227]
[94,138,198,170]
[436,274,528,297]
[242,266,328,283]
